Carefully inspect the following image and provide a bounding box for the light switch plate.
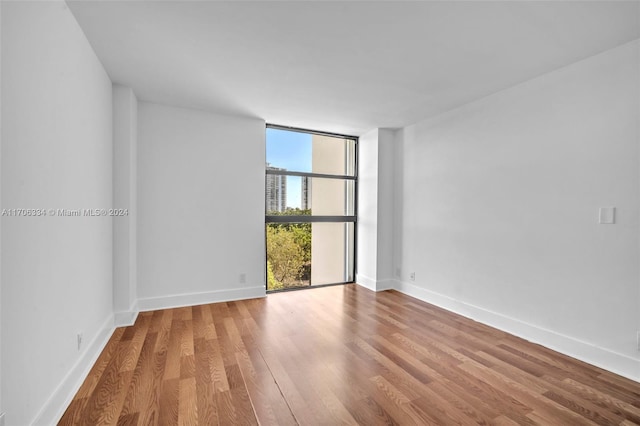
[599,207,615,224]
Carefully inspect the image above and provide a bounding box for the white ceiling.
[67,1,640,136]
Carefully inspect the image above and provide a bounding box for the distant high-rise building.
[266,164,287,213]
[301,177,311,210]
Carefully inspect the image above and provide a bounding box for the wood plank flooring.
[60,284,640,425]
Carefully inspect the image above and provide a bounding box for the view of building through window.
[265,126,356,291]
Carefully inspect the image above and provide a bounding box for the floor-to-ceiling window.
[265,125,357,291]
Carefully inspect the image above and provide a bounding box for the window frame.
[265,123,359,290]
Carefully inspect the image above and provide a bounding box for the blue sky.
[266,128,311,208]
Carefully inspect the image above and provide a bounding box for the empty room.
[1,0,640,425]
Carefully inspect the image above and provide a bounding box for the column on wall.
[113,85,138,325]
[0,0,4,420]
[356,128,395,291]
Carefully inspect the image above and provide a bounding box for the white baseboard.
[31,313,115,426]
[137,285,266,312]
[356,274,377,291]
[376,279,395,291]
[393,279,640,383]
[356,274,395,292]
[114,300,139,327]
[114,305,139,327]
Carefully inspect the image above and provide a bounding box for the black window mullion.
[265,169,356,181]
[266,215,356,224]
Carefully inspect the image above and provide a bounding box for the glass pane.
[266,128,312,173]
[266,176,354,216]
[266,222,354,291]
[266,128,355,176]
[311,222,354,286]
[267,223,311,290]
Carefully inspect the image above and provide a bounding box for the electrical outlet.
[599,207,616,224]
[410,272,415,281]
[395,267,401,277]
[77,333,83,351]
[239,273,247,284]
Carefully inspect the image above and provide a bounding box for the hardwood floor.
[60,284,640,425]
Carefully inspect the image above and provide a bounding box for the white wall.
[137,102,266,309]
[393,40,640,380]
[113,85,138,326]
[1,2,114,425]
